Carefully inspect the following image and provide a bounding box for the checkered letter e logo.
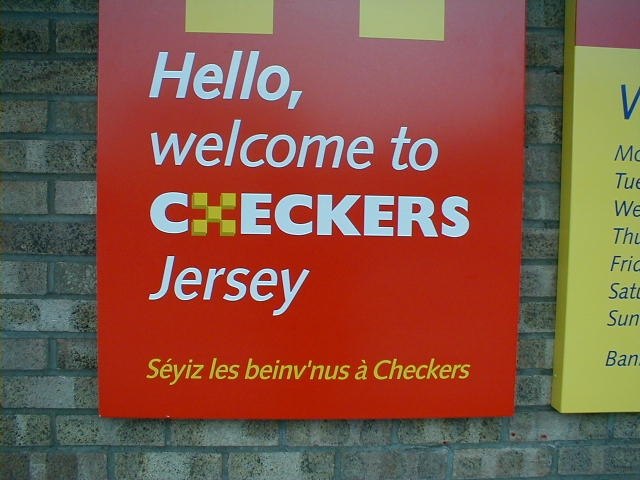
[191,192,237,236]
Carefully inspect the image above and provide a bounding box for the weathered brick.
[0,337,48,369]
[50,101,97,133]
[614,414,640,438]
[116,452,222,480]
[0,180,47,214]
[527,31,564,68]
[521,265,557,298]
[73,376,97,408]
[0,100,48,133]
[229,452,333,480]
[527,0,565,28]
[517,338,554,369]
[57,338,96,370]
[524,186,560,221]
[1,375,95,409]
[0,260,48,295]
[0,60,96,95]
[559,445,640,475]
[53,262,96,295]
[54,180,96,214]
[25,452,107,480]
[525,145,561,182]
[2,0,98,13]
[510,411,608,442]
[0,140,96,173]
[516,375,552,406]
[526,110,562,144]
[398,418,501,445]
[0,453,29,480]
[171,420,278,446]
[341,448,447,480]
[522,228,558,260]
[0,414,51,446]
[527,70,563,106]
[0,18,49,52]
[57,416,164,446]
[288,420,392,446]
[0,299,96,332]
[453,447,552,479]
[0,222,96,256]
[56,19,98,53]
[520,302,555,332]
[2,376,74,408]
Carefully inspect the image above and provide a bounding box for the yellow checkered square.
[360,0,445,41]
[186,0,274,34]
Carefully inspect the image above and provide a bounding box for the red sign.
[98,0,525,418]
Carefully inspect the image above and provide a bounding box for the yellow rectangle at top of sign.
[360,0,445,41]
[185,0,274,34]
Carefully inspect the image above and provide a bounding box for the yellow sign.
[185,0,446,40]
[553,0,640,413]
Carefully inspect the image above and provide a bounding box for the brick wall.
[1,1,638,479]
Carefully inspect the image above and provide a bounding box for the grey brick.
[27,452,104,480]
[0,261,48,295]
[0,299,96,332]
[523,228,558,260]
[341,448,447,480]
[229,452,333,480]
[115,452,222,480]
[559,445,640,475]
[521,265,557,298]
[0,337,48,369]
[398,418,500,445]
[0,140,96,173]
[527,31,564,68]
[0,299,39,330]
[72,376,97,408]
[0,453,29,480]
[0,100,48,133]
[520,302,555,332]
[0,414,51,446]
[54,180,96,214]
[0,222,96,256]
[53,262,96,295]
[1,375,95,409]
[2,0,98,13]
[0,60,96,95]
[171,420,278,446]
[0,181,47,214]
[526,110,562,144]
[56,19,98,53]
[57,416,164,446]
[36,453,78,479]
[525,145,561,182]
[0,18,49,52]
[527,70,563,106]
[2,376,74,408]
[50,101,97,133]
[517,338,554,369]
[453,447,552,479]
[527,0,565,28]
[57,338,96,370]
[510,411,608,442]
[614,414,640,438]
[516,375,552,406]
[288,420,392,446]
[76,453,108,480]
